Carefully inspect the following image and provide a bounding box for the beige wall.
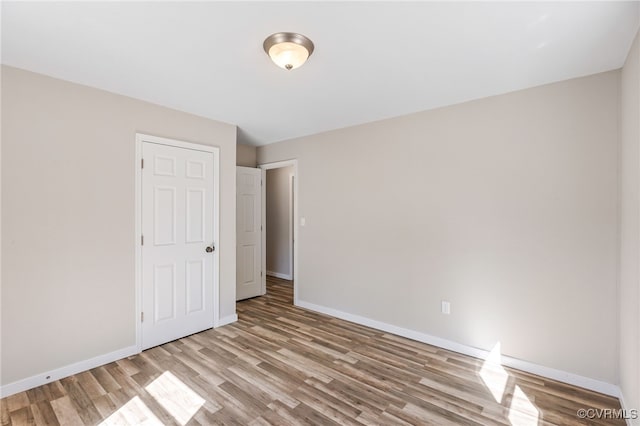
[619,30,640,422]
[258,71,620,383]
[237,143,257,167]
[266,166,293,277]
[1,66,237,386]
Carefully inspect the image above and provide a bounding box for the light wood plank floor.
[1,277,624,425]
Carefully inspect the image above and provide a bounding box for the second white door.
[236,166,263,300]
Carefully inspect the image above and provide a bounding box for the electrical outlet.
[441,301,451,315]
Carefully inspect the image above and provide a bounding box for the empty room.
[1,1,639,425]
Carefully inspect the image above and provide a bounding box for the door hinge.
[141,312,144,322]
[261,179,263,186]
[141,235,144,245]
[141,158,144,169]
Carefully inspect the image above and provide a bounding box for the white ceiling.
[2,2,639,146]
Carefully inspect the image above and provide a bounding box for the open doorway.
[266,167,293,280]
[260,160,298,304]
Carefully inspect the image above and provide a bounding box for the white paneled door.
[236,167,263,300]
[141,141,215,350]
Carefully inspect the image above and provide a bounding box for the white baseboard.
[216,313,238,327]
[0,303,622,405]
[2,313,239,398]
[0,345,138,398]
[266,271,292,280]
[296,299,620,398]
[618,389,640,426]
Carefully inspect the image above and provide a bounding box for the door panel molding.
[236,166,263,300]
[135,133,220,354]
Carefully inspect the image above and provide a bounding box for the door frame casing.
[288,173,294,280]
[135,133,221,354]
[259,159,299,305]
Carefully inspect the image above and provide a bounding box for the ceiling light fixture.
[263,32,314,71]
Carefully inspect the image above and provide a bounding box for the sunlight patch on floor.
[479,342,510,403]
[145,371,205,425]
[99,396,163,425]
[508,385,540,426]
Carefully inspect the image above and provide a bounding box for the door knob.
[206,245,214,253]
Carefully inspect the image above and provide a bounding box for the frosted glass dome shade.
[263,32,314,70]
